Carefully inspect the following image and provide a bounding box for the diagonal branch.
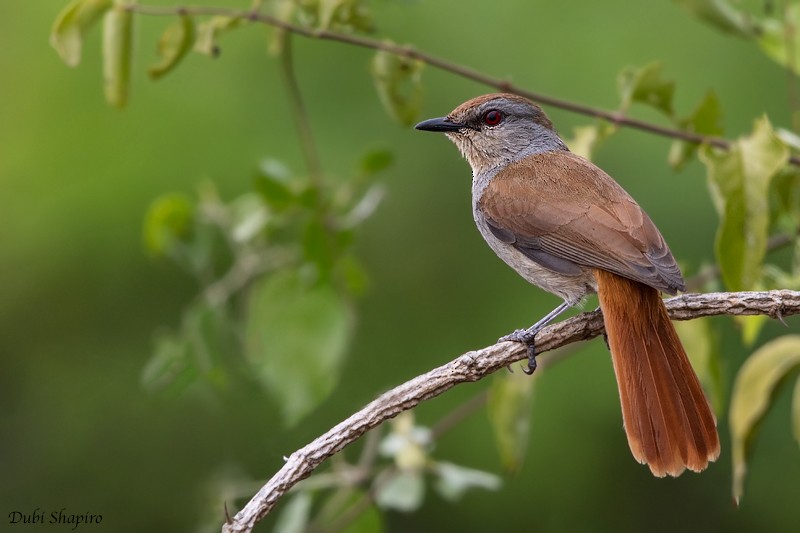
[222,289,800,533]
[122,3,800,166]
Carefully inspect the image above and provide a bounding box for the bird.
[415,93,720,477]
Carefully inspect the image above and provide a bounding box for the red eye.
[483,110,502,126]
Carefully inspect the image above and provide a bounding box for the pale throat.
[446,122,567,177]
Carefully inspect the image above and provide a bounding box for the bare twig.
[222,289,800,532]
[279,32,324,189]
[122,2,800,166]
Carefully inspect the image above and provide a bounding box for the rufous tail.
[594,269,720,477]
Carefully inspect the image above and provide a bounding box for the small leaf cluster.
[50,0,377,107]
[676,0,800,74]
[141,152,389,427]
[271,412,501,533]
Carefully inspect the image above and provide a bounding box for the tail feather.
[595,269,720,477]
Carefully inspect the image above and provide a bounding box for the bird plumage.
[416,93,720,476]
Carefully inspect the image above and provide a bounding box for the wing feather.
[479,151,685,294]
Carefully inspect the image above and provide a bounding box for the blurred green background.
[2,0,799,531]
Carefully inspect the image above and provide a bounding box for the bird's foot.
[499,327,541,375]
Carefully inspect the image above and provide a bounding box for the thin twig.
[222,290,800,532]
[122,2,800,166]
[279,32,324,189]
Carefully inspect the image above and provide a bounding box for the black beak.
[414,116,465,132]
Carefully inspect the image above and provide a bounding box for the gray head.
[415,93,567,176]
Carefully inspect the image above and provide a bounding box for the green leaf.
[50,0,113,67]
[673,0,760,38]
[669,90,724,170]
[318,0,347,29]
[102,3,134,108]
[699,116,789,291]
[432,461,502,502]
[336,253,370,297]
[339,495,383,533]
[141,330,195,395]
[758,5,800,74]
[776,127,800,152]
[254,158,295,211]
[371,47,424,126]
[303,216,333,275]
[374,470,424,512]
[194,16,243,57]
[294,0,373,33]
[674,319,724,415]
[771,166,800,232]
[359,148,394,176]
[228,193,269,243]
[737,314,769,347]
[143,193,194,257]
[245,270,351,426]
[792,376,800,446]
[148,15,195,80]
[729,334,800,503]
[273,492,313,533]
[617,62,675,116]
[565,122,616,160]
[316,489,384,533]
[142,303,236,395]
[487,371,535,472]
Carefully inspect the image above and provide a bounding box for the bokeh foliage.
[3,0,800,532]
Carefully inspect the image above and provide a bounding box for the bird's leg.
[499,301,572,375]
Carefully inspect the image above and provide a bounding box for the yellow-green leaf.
[669,90,723,170]
[50,0,112,67]
[194,16,243,57]
[736,314,769,347]
[371,47,424,127]
[143,193,194,257]
[617,62,675,116]
[566,122,616,160]
[319,0,348,29]
[488,370,536,472]
[674,319,723,414]
[699,116,789,291]
[315,490,383,533]
[771,166,800,234]
[729,334,800,503]
[673,0,760,38]
[758,5,800,74]
[148,15,195,80]
[793,376,800,446]
[102,4,134,108]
